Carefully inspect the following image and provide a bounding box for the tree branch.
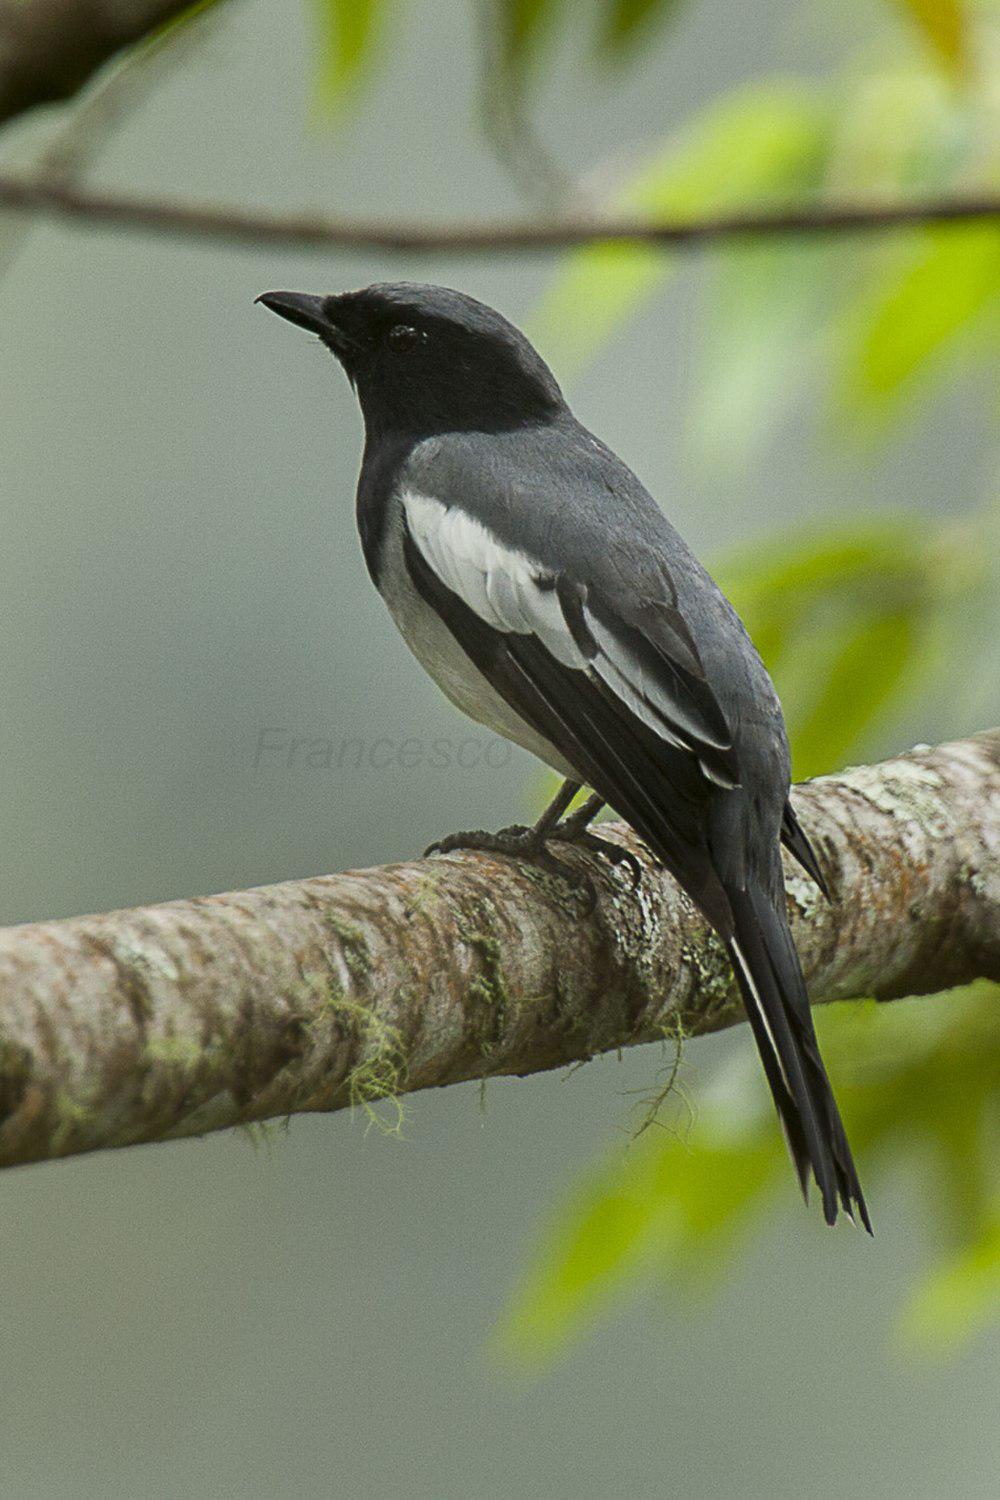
[0,732,998,1171]
[0,173,997,256]
[0,1,198,127]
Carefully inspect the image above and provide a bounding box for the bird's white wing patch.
[403,491,585,668]
[402,490,733,780]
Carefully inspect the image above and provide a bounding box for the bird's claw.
[425,822,596,904]
[423,824,541,859]
[552,828,644,888]
[423,820,643,902]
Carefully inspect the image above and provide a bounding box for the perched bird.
[258,281,870,1230]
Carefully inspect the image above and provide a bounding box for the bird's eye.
[388,323,420,353]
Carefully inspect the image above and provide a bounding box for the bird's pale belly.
[375,502,577,778]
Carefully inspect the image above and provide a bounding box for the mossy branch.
[0,731,998,1171]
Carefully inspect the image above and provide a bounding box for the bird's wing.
[401,490,740,800]
[402,488,868,1223]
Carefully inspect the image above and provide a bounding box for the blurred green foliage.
[532,56,999,455]
[895,0,968,71]
[309,0,387,110]
[530,84,831,369]
[838,226,1000,424]
[595,0,686,62]
[307,0,691,105]
[716,519,966,779]
[492,0,688,81]
[501,985,1000,1363]
[304,0,976,94]
[495,0,565,78]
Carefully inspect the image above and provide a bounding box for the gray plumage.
[258,281,869,1230]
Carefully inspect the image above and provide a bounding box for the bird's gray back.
[399,418,790,792]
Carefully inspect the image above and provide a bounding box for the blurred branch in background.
[0,172,996,252]
[0,0,216,126]
[0,2,226,278]
[0,732,997,1174]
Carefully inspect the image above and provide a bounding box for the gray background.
[1,1,997,1495]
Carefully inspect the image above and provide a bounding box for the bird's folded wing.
[402,490,739,791]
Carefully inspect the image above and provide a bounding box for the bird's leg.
[530,778,585,838]
[424,780,642,888]
[546,792,643,885]
[552,791,604,838]
[424,779,582,859]
[425,777,606,906]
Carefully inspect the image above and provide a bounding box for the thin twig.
[0,174,997,257]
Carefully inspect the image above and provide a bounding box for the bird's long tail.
[724,881,871,1231]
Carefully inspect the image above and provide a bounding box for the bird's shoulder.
[399,423,749,677]
[399,427,785,782]
[401,423,677,578]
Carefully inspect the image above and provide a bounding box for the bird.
[257,280,870,1231]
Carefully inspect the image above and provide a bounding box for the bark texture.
[0,732,998,1170]
[0,0,194,125]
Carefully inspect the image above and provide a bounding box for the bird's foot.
[425,822,596,906]
[425,823,547,860]
[424,816,642,901]
[546,824,644,888]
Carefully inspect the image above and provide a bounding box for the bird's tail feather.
[724,882,871,1232]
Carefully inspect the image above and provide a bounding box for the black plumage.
[258,281,870,1230]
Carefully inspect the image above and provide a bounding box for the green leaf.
[688,237,835,472]
[310,0,387,113]
[530,85,830,372]
[499,1090,785,1363]
[718,523,927,612]
[495,0,564,80]
[837,225,1000,423]
[596,0,685,60]
[901,1214,1000,1353]
[891,0,967,73]
[500,1184,659,1359]
[716,520,944,775]
[822,62,971,198]
[789,609,919,780]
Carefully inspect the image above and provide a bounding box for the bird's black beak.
[256,290,334,336]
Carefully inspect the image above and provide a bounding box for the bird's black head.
[257,282,566,439]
